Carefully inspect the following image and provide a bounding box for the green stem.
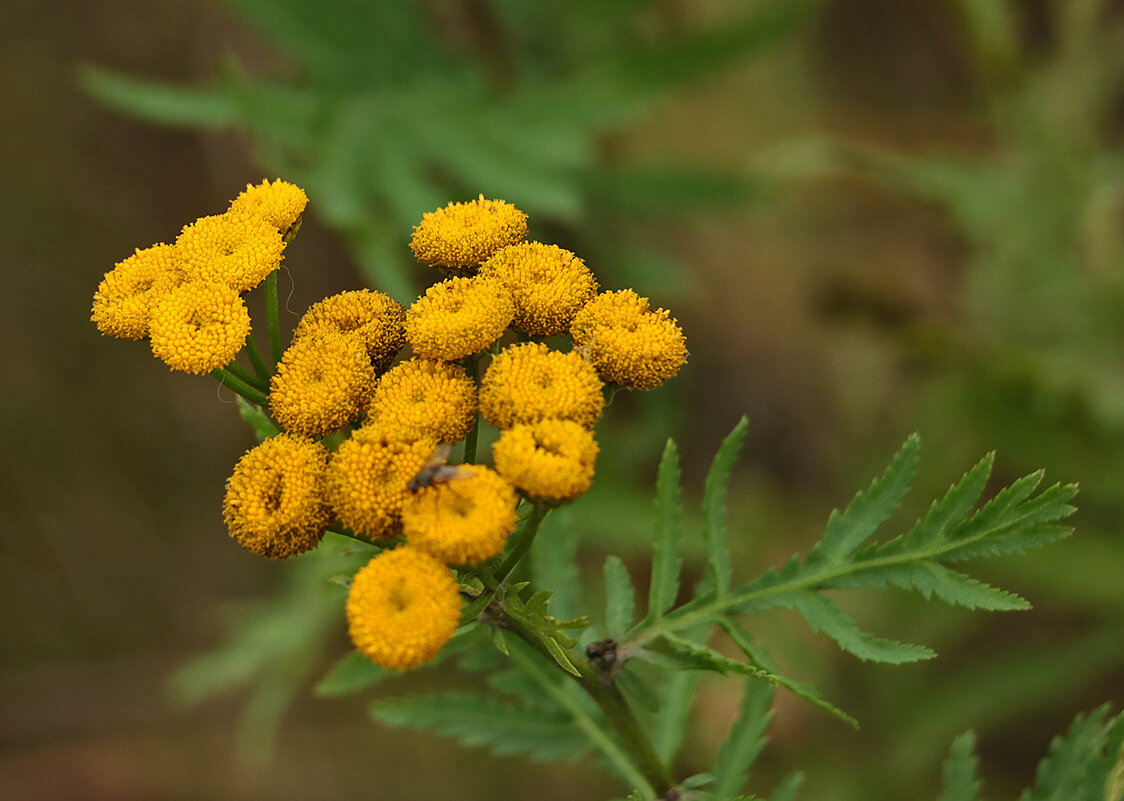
[244,331,272,383]
[265,271,283,366]
[223,359,269,394]
[496,503,549,583]
[211,367,270,407]
[507,643,665,799]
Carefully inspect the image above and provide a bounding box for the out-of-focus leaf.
[79,66,238,128]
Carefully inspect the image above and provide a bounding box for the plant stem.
[265,271,283,365]
[223,359,269,394]
[244,331,272,382]
[496,503,548,582]
[211,366,270,407]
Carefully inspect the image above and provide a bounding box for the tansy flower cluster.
[94,188,686,673]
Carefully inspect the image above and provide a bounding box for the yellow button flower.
[492,419,598,504]
[479,342,604,429]
[347,546,461,669]
[403,465,519,564]
[92,243,181,340]
[293,289,406,373]
[410,195,528,273]
[479,242,599,336]
[404,276,513,361]
[149,280,251,374]
[570,289,687,390]
[366,358,478,444]
[269,332,377,438]
[228,178,308,236]
[223,433,332,558]
[174,211,285,293]
[326,426,437,539]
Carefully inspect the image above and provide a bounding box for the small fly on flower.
[407,443,471,492]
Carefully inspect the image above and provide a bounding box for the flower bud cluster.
[95,187,687,672]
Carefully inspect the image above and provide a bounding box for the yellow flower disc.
[293,289,407,373]
[570,289,687,390]
[222,433,332,558]
[326,426,437,539]
[403,465,519,564]
[366,358,478,443]
[229,178,308,235]
[149,280,251,374]
[174,211,285,293]
[92,243,181,340]
[479,242,599,336]
[410,195,528,273]
[269,332,377,438]
[492,419,598,504]
[404,276,513,361]
[479,342,604,429]
[346,546,461,669]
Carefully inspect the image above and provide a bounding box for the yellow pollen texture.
[570,289,687,390]
[228,178,309,234]
[402,465,519,564]
[92,243,181,340]
[366,358,478,444]
[346,547,461,669]
[479,242,599,337]
[222,434,332,558]
[293,289,406,373]
[410,196,528,272]
[492,418,598,504]
[479,342,604,429]
[404,276,513,361]
[326,426,437,539]
[269,332,377,438]
[149,280,251,374]
[174,211,285,293]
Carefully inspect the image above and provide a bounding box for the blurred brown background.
[3,1,1123,799]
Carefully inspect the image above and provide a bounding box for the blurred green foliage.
[82,0,813,301]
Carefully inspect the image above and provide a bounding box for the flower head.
[149,280,251,374]
[479,242,598,336]
[410,195,528,274]
[174,211,285,293]
[492,419,598,504]
[366,358,478,443]
[479,342,604,429]
[570,289,687,390]
[228,178,308,236]
[326,426,437,539]
[346,546,461,669]
[293,290,406,373]
[269,332,377,438]
[404,276,513,361]
[92,244,181,340]
[222,434,332,558]
[403,465,519,564]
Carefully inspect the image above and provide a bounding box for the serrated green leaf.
[900,451,995,552]
[937,731,982,801]
[646,437,684,624]
[373,692,590,762]
[79,67,239,128]
[236,396,280,441]
[770,771,806,801]
[784,591,935,663]
[825,562,1030,611]
[543,636,582,677]
[653,669,697,764]
[640,632,775,679]
[806,434,919,568]
[1020,705,1119,801]
[603,555,636,636]
[531,508,582,621]
[700,417,749,598]
[720,620,857,727]
[314,650,387,697]
[713,680,775,797]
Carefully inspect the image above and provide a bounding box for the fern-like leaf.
[937,731,982,801]
[1019,705,1123,801]
[604,555,637,637]
[700,417,749,598]
[712,680,775,797]
[372,691,590,762]
[645,438,685,624]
